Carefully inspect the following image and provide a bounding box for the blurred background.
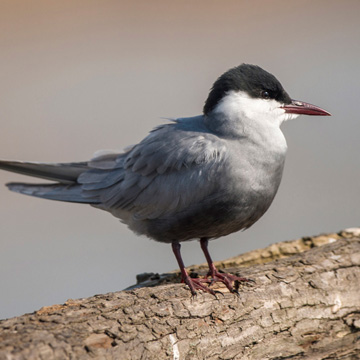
[0,0,359,319]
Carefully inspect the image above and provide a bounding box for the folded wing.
[1,120,228,219]
[80,122,228,219]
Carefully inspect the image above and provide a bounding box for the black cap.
[203,64,292,115]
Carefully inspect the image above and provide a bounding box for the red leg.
[172,241,215,295]
[200,238,252,293]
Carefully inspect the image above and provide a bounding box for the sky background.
[0,0,359,319]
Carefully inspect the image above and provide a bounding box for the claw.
[214,290,225,297]
[232,288,240,296]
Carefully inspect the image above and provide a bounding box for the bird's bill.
[281,100,331,116]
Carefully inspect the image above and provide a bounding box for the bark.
[1,228,360,360]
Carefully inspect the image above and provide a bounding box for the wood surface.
[1,228,360,359]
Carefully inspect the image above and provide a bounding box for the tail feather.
[0,160,89,184]
[6,182,99,204]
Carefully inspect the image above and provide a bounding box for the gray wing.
[0,160,88,183]
[79,122,228,220]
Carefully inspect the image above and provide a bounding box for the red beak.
[281,100,331,116]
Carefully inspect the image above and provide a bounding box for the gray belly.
[140,186,278,243]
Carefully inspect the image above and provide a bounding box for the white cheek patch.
[214,90,289,126]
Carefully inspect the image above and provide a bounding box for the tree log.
[1,229,360,360]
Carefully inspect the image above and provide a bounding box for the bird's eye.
[261,90,270,100]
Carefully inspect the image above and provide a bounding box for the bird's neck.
[204,109,287,156]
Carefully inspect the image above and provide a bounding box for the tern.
[0,64,330,295]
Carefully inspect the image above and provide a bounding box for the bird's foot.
[181,273,220,296]
[206,268,254,293]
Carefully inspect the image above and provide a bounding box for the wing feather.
[79,119,228,220]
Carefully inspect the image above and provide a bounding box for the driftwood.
[1,228,360,360]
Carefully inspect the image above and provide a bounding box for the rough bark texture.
[1,228,360,360]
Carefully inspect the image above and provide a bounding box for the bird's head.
[203,64,330,129]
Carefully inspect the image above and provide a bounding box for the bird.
[0,64,330,295]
